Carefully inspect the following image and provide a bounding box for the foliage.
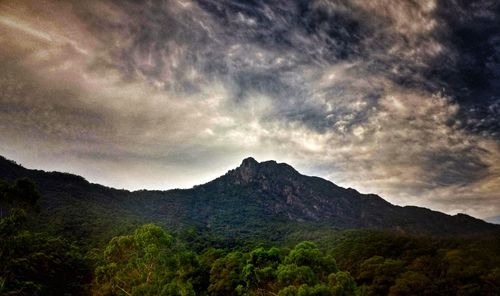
[93,224,203,296]
[94,226,358,296]
[0,208,90,295]
[0,177,40,216]
[1,175,499,295]
[320,230,500,295]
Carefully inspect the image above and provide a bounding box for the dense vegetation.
[92,224,357,295]
[0,179,90,295]
[315,231,500,295]
[1,174,499,295]
[1,155,497,244]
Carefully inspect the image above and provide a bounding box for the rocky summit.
[0,155,498,242]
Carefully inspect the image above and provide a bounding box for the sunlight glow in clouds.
[0,0,499,219]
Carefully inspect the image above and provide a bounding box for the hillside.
[0,155,498,245]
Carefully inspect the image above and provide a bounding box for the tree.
[389,271,434,296]
[277,264,317,287]
[93,224,197,296]
[208,251,245,295]
[0,209,90,295]
[285,242,338,280]
[358,256,405,295]
[0,178,40,216]
[328,271,357,296]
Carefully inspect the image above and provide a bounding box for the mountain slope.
[0,155,498,244]
[191,157,497,235]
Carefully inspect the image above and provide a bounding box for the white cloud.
[0,0,498,219]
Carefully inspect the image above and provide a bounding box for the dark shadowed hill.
[0,155,498,245]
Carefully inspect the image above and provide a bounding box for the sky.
[0,0,499,219]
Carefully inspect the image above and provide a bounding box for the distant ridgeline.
[0,155,497,244]
[1,155,500,295]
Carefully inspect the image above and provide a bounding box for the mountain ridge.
[0,155,498,242]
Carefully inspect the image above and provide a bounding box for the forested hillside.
[1,156,499,295]
[0,156,497,247]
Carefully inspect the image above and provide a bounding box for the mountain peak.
[0,154,498,236]
[207,157,304,199]
[235,157,260,184]
[233,157,300,183]
[240,157,259,168]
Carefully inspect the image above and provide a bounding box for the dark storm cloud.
[425,151,489,187]
[0,0,498,218]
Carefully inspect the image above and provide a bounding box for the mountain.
[0,155,498,245]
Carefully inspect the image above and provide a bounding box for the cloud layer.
[0,0,499,218]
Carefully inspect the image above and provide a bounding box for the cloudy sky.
[0,0,499,219]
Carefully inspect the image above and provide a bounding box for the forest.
[1,177,499,295]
